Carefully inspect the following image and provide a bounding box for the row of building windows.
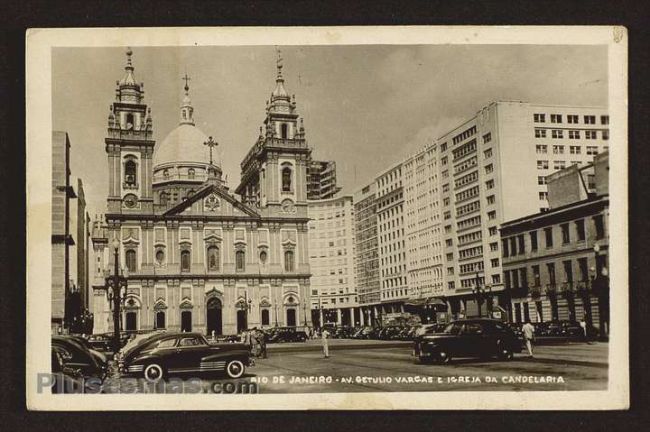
[457,245,483,261]
[535,129,608,140]
[454,170,479,189]
[452,139,477,161]
[502,216,604,258]
[456,200,481,217]
[452,126,477,145]
[505,257,593,290]
[453,156,477,175]
[455,185,480,203]
[123,247,296,273]
[534,114,608,125]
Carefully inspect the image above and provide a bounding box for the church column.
[267,153,279,203]
[296,156,307,202]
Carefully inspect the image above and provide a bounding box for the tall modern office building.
[353,183,380,323]
[438,101,609,317]
[375,162,408,314]
[402,143,445,301]
[307,195,358,326]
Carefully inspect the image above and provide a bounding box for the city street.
[105,340,608,394]
[246,341,608,393]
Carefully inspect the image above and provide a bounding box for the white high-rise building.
[307,195,359,327]
[376,162,408,313]
[403,143,444,301]
[437,101,609,317]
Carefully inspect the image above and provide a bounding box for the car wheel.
[437,350,452,364]
[225,360,245,379]
[497,341,514,360]
[143,363,164,383]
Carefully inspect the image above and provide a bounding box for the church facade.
[91,49,312,336]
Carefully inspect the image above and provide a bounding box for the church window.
[125,113,134,129]
[188,168,195,179]
[284,250,295,272]
[282,165,292,192]
[259,250,268,264]
[155,249,165,265]
[159,192,169,205]
[125,159,137,186]
[180,250,191,272]
[207,246,220,271]
[281,123,288,139]
[236,250,245,272]
[125,249,137,272]
[163,169,170,179]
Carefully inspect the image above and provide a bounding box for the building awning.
[405,297,448,310]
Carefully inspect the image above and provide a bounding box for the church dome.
[153,123,217,168]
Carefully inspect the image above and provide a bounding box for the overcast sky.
[52,44,607,217]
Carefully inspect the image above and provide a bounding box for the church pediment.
[162,184,260,218]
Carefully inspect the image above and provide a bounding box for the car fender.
[129,353,163,366]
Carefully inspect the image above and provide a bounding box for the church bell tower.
[236,49,311,216]
[105,48,155,214]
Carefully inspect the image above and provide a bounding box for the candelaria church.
[91,49,312,336]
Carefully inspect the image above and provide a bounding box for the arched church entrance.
[286,308,297,327]
[206,297,223,336]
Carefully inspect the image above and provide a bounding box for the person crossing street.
[522,320,535,358]
[321,328,331,358]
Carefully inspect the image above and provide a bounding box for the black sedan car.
[267,327,308,343]
[413,319,522,364]
[52,336,108,380]
[119,332,254,381]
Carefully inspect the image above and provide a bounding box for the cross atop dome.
[271,47,290,102]
[276,47,283,80]
[182,72,191,92]
[179,72,195,126]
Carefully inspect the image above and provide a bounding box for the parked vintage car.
[119,332,254,381]
[267,327,308,343]
[51,348,88,393]
[413,319,523,364]
[52,336,108,380]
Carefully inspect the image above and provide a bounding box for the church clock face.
[281,198,296,214]
[204,193,220,212]
[123,194,138,208]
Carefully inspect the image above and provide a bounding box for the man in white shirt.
[321,328,330,358]
[522,321,535,358]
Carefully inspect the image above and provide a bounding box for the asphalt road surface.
[243,341,608,393]
[106,341,607,394]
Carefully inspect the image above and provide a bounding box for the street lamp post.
[592,242,609,339]
[302,300,308,328]
[105,238,127,355]
[472,270,484,318]
[238,291,253,330]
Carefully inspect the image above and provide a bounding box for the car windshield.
[122,333,163,355]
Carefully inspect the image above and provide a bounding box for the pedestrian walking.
[579,318,590,343]
[522,320,535,358]
[321,328,330,358]
[257,329,268,359]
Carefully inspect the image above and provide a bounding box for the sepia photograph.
[25,26,628,410]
